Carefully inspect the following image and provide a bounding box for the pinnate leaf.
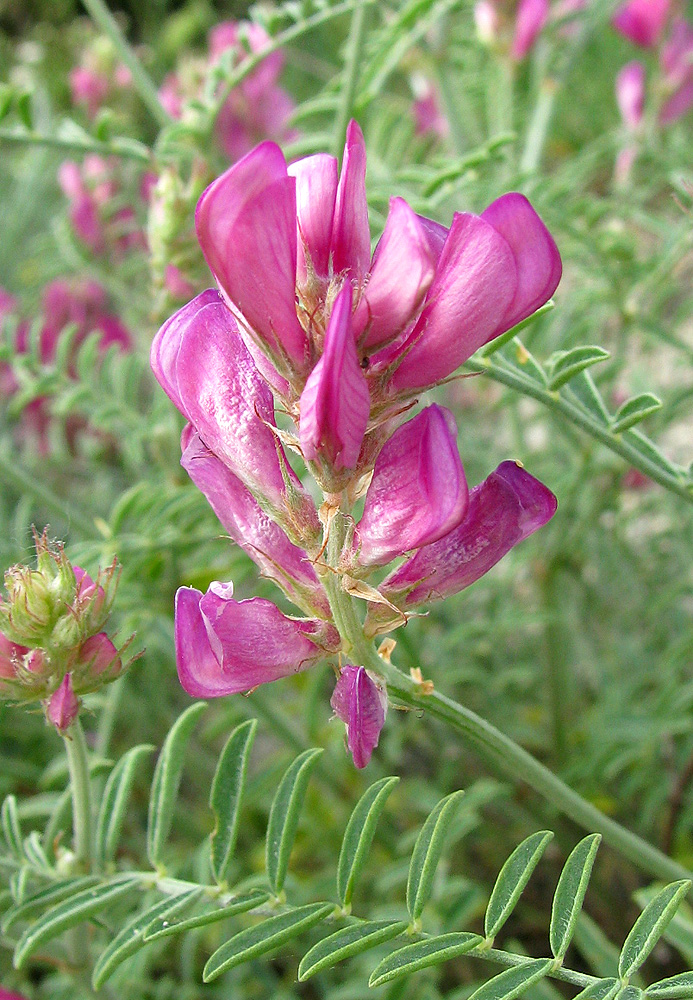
[407,790,465,922]
[96,744,154,868]
[298,919,407,980]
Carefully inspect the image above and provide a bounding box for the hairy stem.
[79,0,170,128]
[0,127,150,162]
[322,512,692,887]
[64,718,93,871]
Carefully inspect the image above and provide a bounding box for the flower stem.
[520,78,557,174]
[79,0,171,129]
[0,127,151,162]
[63,718,93,872]
[322,517,691,886]
[332,0,369,160]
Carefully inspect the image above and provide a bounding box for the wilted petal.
[616,61,646,129]
[331,120,371,284]
[152,290,310,517]
[195,143,307,368]
[331,664,387,769]
[389,212,516,392]
[382,460,557,606]
[512,0,549,60]
[612,0,671,48]
[299,285,370,470]
[481,193,562,337]
[46,674,80,732]
[175,585,327,697]
[355,405,468,566]
[181,427,328,615]
[288,153,339,283]
[353,198,436,350]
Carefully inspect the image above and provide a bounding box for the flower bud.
[331,665,387,769]
[45,673,80,732]
[76,632,122,682]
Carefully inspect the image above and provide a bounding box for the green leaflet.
[202,902,333,982]
[209,719,257,885]
[146,702,206,869]
[336,775,399,907]
[619,881,691,980]
[550,834,601,960]
[406,789,465,922]
[645,971,693,999]
[14,875,139,969]
[2,875,100,933]
[92,889,202,988]
[95,744,154,868]
[485,831,554,940]
[368,932,482,987]
[467,958,554,1000]
[265,747,322,896]
[298,918,407,980]
[143,888,268,941]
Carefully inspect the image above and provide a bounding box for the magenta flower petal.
[659,19,693,125]
[389,212,517,392]
[616,61,646,128]
[353,197,437,350]
[181,427,328,616]
[288,153,339,283]
[331,665,387,769]
[175,585,328,697]
[195,143,307,368]
[331,120,371,284]
[152,290,315,522]
[382,460,557,607]
[481,193,562,337]
[613,0,671,48]
[512,0,549,60]
[299,285,370,470]
[355,405,469,567]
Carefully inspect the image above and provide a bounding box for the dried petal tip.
[331,665,387,769]
[46,673,80,732]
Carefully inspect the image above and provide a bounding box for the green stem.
[542,563,568,765]
[0,127,151,162]
[520,78,557,174]
[0,450,95,536]
[79,0,170,128]
[322,520,692,887]
[464,357,693,505]
[63,718,93,871]
[332,0,369,160]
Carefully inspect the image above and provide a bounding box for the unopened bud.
[77,632,122,680]
[46,673,80,732]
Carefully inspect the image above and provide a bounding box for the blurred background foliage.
[0,0,692,996]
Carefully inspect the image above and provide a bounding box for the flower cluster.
[612,1,693,181]
[160,19,296,163]
[0,531,129,732]
[152,121,560,768]
[0,279,132,452]
[474,0,586,61]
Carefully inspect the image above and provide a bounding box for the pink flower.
[58,156,147,258]
[512,0,550,60]
[0,989,30,1000]
[151,290,319,538]
[299,284,370,471]
[69,66,110,118]
[0,632,28,687]
[616,61,646,129]
[659,18,693,124]
[411,80,449,138]
[380,461,557,608]
[612,0,671,48]
[180,426,329,617]
[175,583,337,697]
[386,193,561,393]
[331,665,387,769]
[353,405,468,567]
[46,673,80,732]
[77,633,122,678]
